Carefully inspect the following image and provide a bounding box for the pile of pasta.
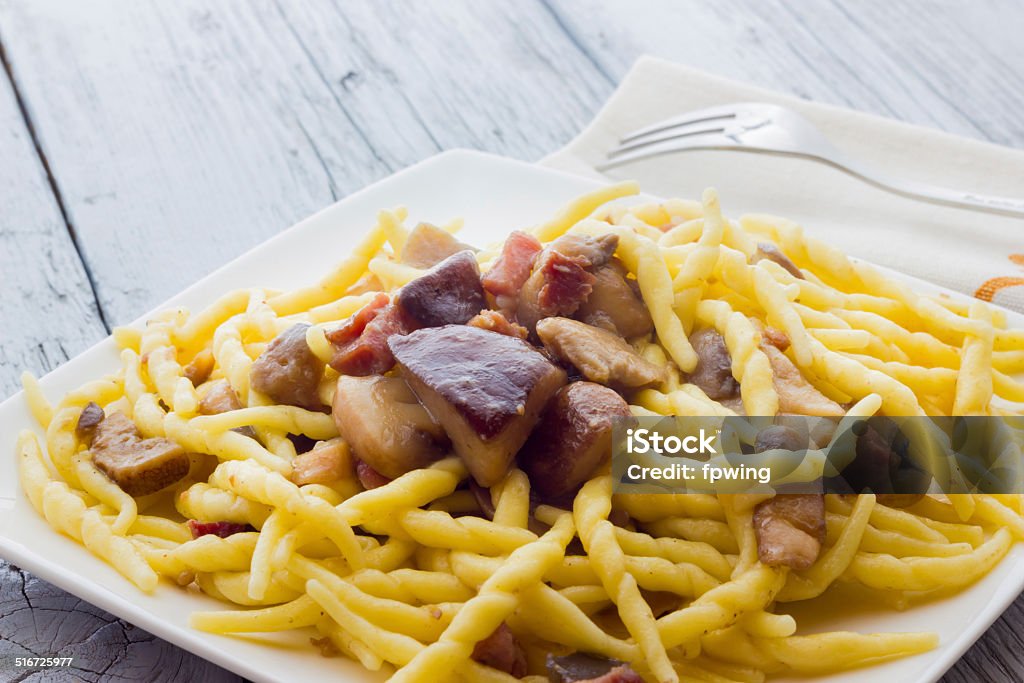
[16,181,1024,683]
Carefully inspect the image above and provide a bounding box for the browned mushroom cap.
[394,250,487,329]
[753,242,804,279]
[400,222,477,269]
[536,317,664,389]
[332,374,449,480]
[389,325,566,486]
[250,323,325,410]
[519,382,633,501]
[90,412,190,497]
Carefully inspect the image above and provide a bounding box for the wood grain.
[544,0,1024,148]
[0,0,608,325]
[0,43,238,683]
[0,45,105,399]
[0,0,1022,681]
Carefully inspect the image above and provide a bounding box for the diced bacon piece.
[482,230,542,297]
[328,298,410,376]
[187,519,253,539]
[515,233,617,333]
[537,251,596,317]
[325,293,391,347]
[355,458,392,490]
[198,380,244,415]
[471,624,527,678]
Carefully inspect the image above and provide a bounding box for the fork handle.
[820,154,1024,219]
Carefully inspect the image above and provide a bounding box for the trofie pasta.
[15,182,1024,682]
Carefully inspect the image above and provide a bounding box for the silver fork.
[601,102,1024,219]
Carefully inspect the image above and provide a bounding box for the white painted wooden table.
[0,1,1021,681]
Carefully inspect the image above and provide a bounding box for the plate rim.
[1,147,1020,683]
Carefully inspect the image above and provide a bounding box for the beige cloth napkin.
[542,56,1024,313]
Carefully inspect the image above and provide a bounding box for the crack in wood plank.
[0,37,111,334]
[536,0,617,87]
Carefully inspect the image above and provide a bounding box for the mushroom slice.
[687,328,739,401]
[753,493,825,570]
[183,349,215,387]
[751,425,826,570]
[198,380,257,439]
[546,652,644,683]
[575,260,653,338]
[401,222,476,269]
[250,323,325,410]
[198,379,244,415]
[91,412,190,496]
[332,375,448,480]
[519,382,632,500]
[467,310,528,340]
[75,401,105,440]
[536,317,664,389]
[291,438,353,486]
[753,242,804,279]
[389,325,566,486]
[761,344,843,417]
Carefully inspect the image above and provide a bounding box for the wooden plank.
[544,0,1024,146]
[0,0,610,325]
[0,52,106,399]
[0,53,239,683]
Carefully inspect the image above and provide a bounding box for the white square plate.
[0,150,1020,683]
